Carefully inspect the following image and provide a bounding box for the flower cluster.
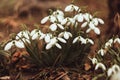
[4,4,104,67]
[90,37,120,78]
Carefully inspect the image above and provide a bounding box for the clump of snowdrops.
[91,36,120,80]
[4,4,104,67]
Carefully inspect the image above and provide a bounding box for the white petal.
[32,33,39,40]
[39,33,45,40]
[98,18,104,24]
[45,35,51,43]
[83,13,90,21]
[72,37,79,44]
[87,38,94,45]
[15,41,24,48]
[107,68,113,77]
[95,63,106,71]
[114,38,120,44]
[74,5,79,11]
[91,58,98,64]
[30,29,37,36]
[93,18,98,26]
[64,32,69,39]
[58,32,64,37]
[77,14,84,22]
[41,16,49,24]
[65,4,73,12]
[57,37,66,43]
[61,18,67,25]
[50,23,57,31]
[57,24,64,30]
[86,28,92,33]
[46,43,53,50]
[81,22,88,28]
[94,28,100,35]
[50,37,57,44]
[50,15,56,23]
[55,43,62,49]
[4,41,13,50]
[68,32,72,37]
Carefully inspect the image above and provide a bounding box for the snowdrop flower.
[49,23,64,31]
[44,33,52,43]
[46,37,61,50]
[83,13,92,22]
[114,37,120,44]
[86,38,94,45]
[57,37,67,43]
[74,13,84,22]
[95,63,106,71]
[89,57,98,65]
[107,64,120,77]
[72,36,86,44]
[65,4,80,12]
[105,39,113,48]
[16,30,30,40]
[41,10,64,24]
[31,29,44,40]
[58,31,72,40]
[98,48,106,56]
[4,40,24,50]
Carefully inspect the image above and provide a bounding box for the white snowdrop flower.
[57,37,66,43]
[31,32,39,40]
[46,37,62,49]
[94,27,100,35]
[95,63,106,71]
[30,29,38,36]
[65,4,79,12]
[58,31,72,40]
[41,16,49,24]
[49,15,57,23]
[16,30,30,40]
[105,39,113,48]
[92,18,99,26]
[107,68,113,77]
[112,64,120,73]
[98,48,106,56]
[4,41,14,50]
[72,37,79,44]
[50,23,57,31]
[55,43,62,49]
[4,40,25,50]
[81,22,88,28]
[83,13,92,21]
[107,64,120,77]
[86,38,94,45]
[89,57,98,65]
[74,13,84,22]
[89,22,96,29]
[114,38,120,44]
[39,33,46,40]
[61,18,67,25]
[57,15,64,23]
[80,36,86,44]
[44,34,51,43]
[97,18,104,24]
[50,23,64,31]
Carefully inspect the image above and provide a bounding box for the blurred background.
[0,0,119,41]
